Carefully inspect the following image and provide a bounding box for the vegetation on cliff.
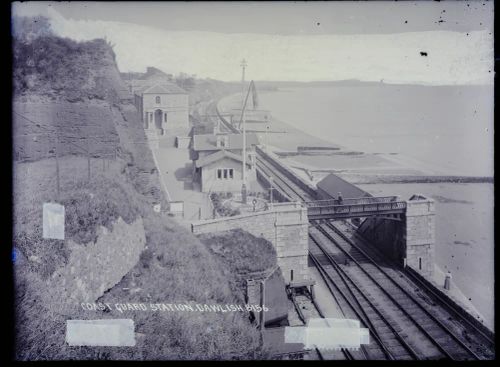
[13,16,266,360]
[13,16,124,102]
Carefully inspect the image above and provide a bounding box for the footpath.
[150,145,213,227]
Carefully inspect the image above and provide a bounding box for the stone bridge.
[191,202,310,285]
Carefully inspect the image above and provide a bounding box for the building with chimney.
[191,133,260,192]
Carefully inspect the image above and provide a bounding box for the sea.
[258,83,494,329]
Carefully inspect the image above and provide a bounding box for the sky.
[12,1,494,84]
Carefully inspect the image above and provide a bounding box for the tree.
[175,72,195,91]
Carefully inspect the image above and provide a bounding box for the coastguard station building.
[191,133,260,192]
[134,82,189,137]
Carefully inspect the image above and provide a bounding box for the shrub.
[210,192,240,217]
[13,32,115,102]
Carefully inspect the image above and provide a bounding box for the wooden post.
[444,272,452,290]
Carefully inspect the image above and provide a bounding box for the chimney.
[216,135,226,149]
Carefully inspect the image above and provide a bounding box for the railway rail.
[309,238,418,360]
[311,221,493,360]
[288,286,358,360]
[253,146,495,360]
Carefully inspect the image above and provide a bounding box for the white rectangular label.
[66,319,136,347]
[43,202,65,240]
[285,318,370,350]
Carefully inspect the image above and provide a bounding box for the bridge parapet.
[308,196,400,207]
[306,196,406,220]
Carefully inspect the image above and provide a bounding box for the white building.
[191,133,260,192]
[134,83,189,136]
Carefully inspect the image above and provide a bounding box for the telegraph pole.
[240,59,248,204]
[240,58,247,108]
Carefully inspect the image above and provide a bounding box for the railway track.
[255,153,315,202]
[252,147,495,360]
[288,287,359,360]
[336,220,495,345]
[309,238,418,360]
[311,222,493,360]
[322,220,495,359]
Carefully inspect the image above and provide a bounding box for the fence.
[14,131,119,198]
[13,110,123,198]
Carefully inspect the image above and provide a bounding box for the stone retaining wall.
[192,202,309,284]
[42,216,146,314]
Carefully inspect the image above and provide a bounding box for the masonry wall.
[405,197,436,277]
[42,217,146,314]
[192,202,309,284]
[357,195,435,278]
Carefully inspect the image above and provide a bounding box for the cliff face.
[13,36,130,103]
[13,32,264,360]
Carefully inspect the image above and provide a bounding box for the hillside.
[13,17,267,360]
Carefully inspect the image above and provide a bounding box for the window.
[155,96,161,104]
[418,257,422,270]
[217,168,234,180]
[164,113,167,122]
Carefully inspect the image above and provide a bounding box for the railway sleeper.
[416,322,443,332]
[386,345,413,357]
[384,339,409,348]
[363,347,387,359]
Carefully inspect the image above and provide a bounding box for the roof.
[133,82,188,96]
[316,173,371,199]
[192,133,259,151]
[195,150,252,168]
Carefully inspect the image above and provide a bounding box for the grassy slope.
[198,229,278,303]
[13,32,266,360]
